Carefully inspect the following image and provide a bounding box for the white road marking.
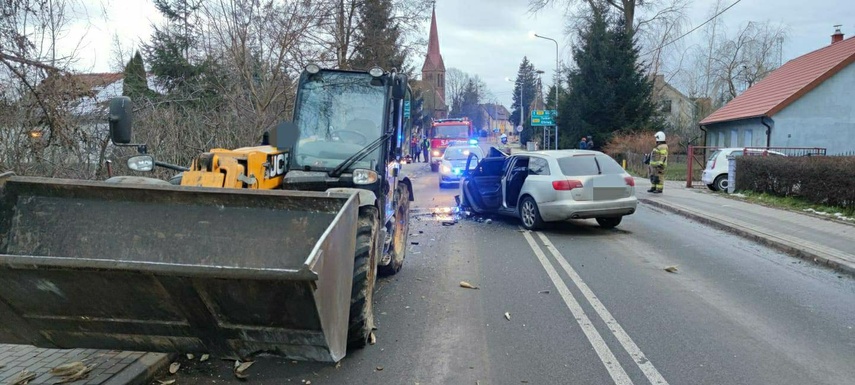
[521,230,633,385]
[537,232,670,385]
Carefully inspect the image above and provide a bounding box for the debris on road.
[369,331,377,345]
[53,365,93,384]
[200,354,210,362]
[485,219,493,224]
[186,353,195,360]
[50,361,86,377]
[9,370,36,385]
[335,361,342,369]
[504,312,511,321]
[664,266,679,273]
[459,281,479,289]
[157,380,176,385]
[410,241,420,245]
[376,366,384,371]
[234,361,254,379]
[169,362,181,374]
[538,290,550,294]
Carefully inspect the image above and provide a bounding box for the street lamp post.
[533,33,560,150]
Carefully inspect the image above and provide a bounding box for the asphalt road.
[157,161,855,385]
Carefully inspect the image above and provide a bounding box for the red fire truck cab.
[428,117,477,172]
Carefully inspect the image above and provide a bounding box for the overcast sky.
[65,0,855,108]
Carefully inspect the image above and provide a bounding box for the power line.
[642,0,743,56]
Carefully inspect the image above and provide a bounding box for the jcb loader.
[0,65,414,362]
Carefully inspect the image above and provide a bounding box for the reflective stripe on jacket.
[649,144,669,167]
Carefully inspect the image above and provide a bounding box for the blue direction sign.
[530,109,556,126]
[404,100,411,118]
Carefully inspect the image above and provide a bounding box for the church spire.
[422,3,445,72]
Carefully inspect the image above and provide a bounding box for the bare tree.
[529,0,685,37]
[702,20,787,103]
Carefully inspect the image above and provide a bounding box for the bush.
[735,156,855,208]
[603,132,687,177]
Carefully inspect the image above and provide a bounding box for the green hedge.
[735,156,855,208]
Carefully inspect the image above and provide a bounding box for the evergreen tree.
[351,0,408,74]
[142,0,208,93]
[459,79,483,129]
[559,5,658,148]
[510,57,538,143]
[122,51,151,101]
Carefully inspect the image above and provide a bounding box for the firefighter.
[421,136,431,163]
[648,131,668,193]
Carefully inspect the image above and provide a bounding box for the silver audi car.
[460,149,638,230]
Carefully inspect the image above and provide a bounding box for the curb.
[105,352,176,385]
[639,198,855,277]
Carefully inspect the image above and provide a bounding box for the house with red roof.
[699,27,855,155]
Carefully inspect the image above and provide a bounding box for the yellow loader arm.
[180,145,289,189]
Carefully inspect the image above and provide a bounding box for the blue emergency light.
[469,139,478,145]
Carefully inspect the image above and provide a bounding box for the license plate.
[593,188,626,201]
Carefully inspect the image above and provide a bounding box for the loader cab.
[282,66,410,200]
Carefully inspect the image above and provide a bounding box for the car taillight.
[624,176,635,186]
[710,158,717,169]
[553,180,584,190]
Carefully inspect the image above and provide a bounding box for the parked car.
[702,148,787,191]
[460,149,637,230]
[439,144,484,188]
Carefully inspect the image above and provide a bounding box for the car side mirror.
[128,155,154,172]
[109,96,133,144]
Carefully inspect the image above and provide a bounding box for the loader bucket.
[0,176,359,362]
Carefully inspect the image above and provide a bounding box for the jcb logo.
[267,153,288,178]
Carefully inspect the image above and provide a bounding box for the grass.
[729,190,855,221]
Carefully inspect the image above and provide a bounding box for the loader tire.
[347,206,379,350]
[379,183,410,276]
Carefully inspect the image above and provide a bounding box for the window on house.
[730,129,738,147]
[744,130,753,146]
[660,100,672,113]
[718,131,725,147]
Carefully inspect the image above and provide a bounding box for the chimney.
[832,25,844,44]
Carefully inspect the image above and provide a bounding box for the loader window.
[293,72,386,170]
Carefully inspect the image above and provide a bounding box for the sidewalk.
[0,345,171,385]
[634,178,855,276]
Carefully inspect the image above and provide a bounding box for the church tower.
[421,4,447,119]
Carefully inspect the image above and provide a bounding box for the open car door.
[461,147,507,213]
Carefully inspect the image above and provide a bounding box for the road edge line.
[639,198,855,278]
[521,230,633,385]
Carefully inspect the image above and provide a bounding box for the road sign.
[404,101,411,118]
[515,125,523,132]
[530,110,556,126]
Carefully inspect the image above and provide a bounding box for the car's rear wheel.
[714,174,729,191]
[706,183,716,191]
[596,216,622,229]
[519,196,544,230]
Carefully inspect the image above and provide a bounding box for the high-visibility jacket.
[650,143,668,168]
[422,138,431,150]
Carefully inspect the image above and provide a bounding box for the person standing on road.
[586,135,595,150]
[648,131,669,193]
[410,136,420,162]
[579,137,587,149]
[421,136,431,163]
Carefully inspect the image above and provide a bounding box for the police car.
[438,144,484,188]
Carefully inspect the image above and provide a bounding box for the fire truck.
[428,117,477,172]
